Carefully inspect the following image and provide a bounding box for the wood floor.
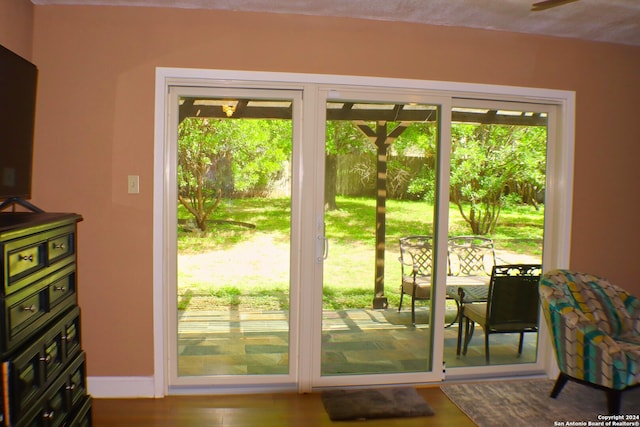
[92,386,475,426]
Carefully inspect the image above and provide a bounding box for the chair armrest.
[624,294,640,335]
[542,301,635,390]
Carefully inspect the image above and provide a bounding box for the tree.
[449,124,546,235]
[393,122,438,200]
[324,121,371,210]
[178,118,292,231]
[178,118,224,232]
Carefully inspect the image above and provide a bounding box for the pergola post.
[356,119,408,309]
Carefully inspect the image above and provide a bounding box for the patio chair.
[460,264,542,362]
[447,235,496,277]
[447,236,496,327]
[539,269,640,415]
[398,236,433,325]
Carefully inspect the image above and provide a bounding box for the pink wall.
[0,0,33,59]
[3,4,638,378]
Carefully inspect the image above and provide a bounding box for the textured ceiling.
[32,0,640,47]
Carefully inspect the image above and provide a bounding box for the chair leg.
[445,298,458,328]
[484,331,490,363]
[456,316,465,356]
[518,332,525,355]
[411,296,416,325]
[462,320,475,355]
[398,291,404,312]
[606,389,622,415]
[550,373,569,398]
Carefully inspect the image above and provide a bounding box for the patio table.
[444,276,490,351]
[446,279,490,303]
[446,276,490,355]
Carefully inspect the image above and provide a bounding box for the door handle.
[323,236,329,260]
[316,216,328,263]
[316,235,329,263]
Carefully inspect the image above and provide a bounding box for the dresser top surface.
[0,212,82,234]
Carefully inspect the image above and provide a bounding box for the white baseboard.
[88,376,158,398]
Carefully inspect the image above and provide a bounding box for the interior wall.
[0,0,33,59]
[29,5,640,378]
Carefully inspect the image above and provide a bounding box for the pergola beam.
[179,98,548,126]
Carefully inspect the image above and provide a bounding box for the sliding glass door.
[444,100,549,371]
[313,89,451,387]
[158,72,571,393]
[167,87,303,387]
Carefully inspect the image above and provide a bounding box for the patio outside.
[177,222,541,376]
[175,97,546,379]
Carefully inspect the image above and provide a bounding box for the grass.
[177,196,543,311]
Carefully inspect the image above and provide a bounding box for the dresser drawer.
[61,309,82,360]
[67,353,88,409]
[5,307,83,422]
[2,224,76,297]
[7,241,46,284]
[47,230,75,264]
[48,271,76,309]
[8,285,47,343]
[14,352,87,427]
[66,395,92,427]
[1,264,77,356]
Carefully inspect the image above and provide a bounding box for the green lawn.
[177,196,543,310]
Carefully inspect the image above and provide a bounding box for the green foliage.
[325,121,373,209]
[325,121,371,155]
[178,196,543,311]
[391,122,438,201]
[449,124,546,235]
[405,166,436,202]
[177,117,292,231]
[394,122,438,154]
[177,197,291,251]
[177,118,224,231]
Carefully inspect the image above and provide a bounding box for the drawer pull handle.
[40,355,52,364]
[66,383,76,391]
[54,285,67,292]
[43,410,55,420]
[19,254,34,262]
[52,243,66,250]
[22,305,36,313]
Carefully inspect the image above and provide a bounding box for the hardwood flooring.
[92,386,474,426]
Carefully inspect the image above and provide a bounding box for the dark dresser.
[0,212,91,426]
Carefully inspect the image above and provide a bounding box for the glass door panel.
[320,99,441,378]
[170,88,301,386]
[445,101,547,369]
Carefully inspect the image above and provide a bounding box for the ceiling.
[32,0,640,47]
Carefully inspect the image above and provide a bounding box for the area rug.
[321,387,435,421]
[441,379,640,427]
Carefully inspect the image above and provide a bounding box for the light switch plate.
[127,175,140,194]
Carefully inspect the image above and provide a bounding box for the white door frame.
[309,87,452,390]
[443,98,562,381]
[165,86,304,390]
[153,68,575,396]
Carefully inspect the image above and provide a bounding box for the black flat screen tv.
[0,44,38,205]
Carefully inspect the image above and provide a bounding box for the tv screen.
[0,44,37,202]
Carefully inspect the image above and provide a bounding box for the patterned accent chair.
[539,270,640,415]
